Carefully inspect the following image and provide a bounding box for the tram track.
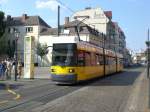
[0,83,83,112]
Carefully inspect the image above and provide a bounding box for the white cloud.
[0,0,8,4]
[36,0,60,11]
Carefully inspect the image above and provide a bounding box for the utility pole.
[102,33,106,76]
[58,5,60,36]
[146,28,150,78]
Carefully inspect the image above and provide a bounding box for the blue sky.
[0,0,150,53]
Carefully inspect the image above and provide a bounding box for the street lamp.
[14,30,20,81]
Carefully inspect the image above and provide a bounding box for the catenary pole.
[147,28,150,78]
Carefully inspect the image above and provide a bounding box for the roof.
[40,28,58,35]
[64,20,88,27]
[112,22,118,29]
[6,14,51,28]
[40,20,101,36]
[104,11,112,19]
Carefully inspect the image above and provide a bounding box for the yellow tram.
[50,41,123,84]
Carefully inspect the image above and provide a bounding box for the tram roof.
[77,41,120,57]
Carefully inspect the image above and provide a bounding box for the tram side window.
[96,54,100,65]
[98,55,104,65]
[117,58,120,64]
[119,58,123,65]
[77,51,85,66]
[108,57,111,65]
[117,58,121,65]
[113,57,116,65]
[91,53,96,66]
[85,52,91,66]
[105,56,109,65]
[110,57,116,65]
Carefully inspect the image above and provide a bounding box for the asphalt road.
[0,67,145,112]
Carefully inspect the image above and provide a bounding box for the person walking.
[12,60,15,79]
[1,60,6,80]
[6,59,12,79]
[0,61,3,80]
[17,61,22,79]
[5,59,9,80]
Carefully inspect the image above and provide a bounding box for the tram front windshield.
[52,43,77,66]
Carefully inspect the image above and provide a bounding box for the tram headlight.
[68,69,75,73]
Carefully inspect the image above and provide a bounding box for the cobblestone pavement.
[31,67,148,112]
[0,67,148,112]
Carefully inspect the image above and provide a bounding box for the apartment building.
[4,14,51,64]
[71,7,129,66]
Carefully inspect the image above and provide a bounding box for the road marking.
[6,84,21,100]
[0,100,8,105]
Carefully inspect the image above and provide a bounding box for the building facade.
[4,14,51,64]
[3,7,130,67]
[71,7,129,66]
[71,7,112,49]
[133,52,146,65]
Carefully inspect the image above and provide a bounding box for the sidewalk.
[31,70,149,112]
[11,67,51,79]
[0,67,50,94]
[0,78,53,96]
[34,67,51,79]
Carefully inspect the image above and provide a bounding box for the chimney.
[22,14,27,22]
[85,7,91,10]
[65,17,69,25]
[7,15,11,21]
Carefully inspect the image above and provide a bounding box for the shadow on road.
[91,71,141,86]
[0,83,24,90]
[73,70,143,87]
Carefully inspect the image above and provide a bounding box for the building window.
[8,28,11,33]
[26,27,33,33]
[13,28,19,33]
[14,28,18,32]
[8,28,18,33]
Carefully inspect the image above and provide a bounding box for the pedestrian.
[5,59,9,79]
[12,60,15,78]
[17,61,22,79]
[0,60,3,80]
[6,59,12,79]
[1,60,6,80]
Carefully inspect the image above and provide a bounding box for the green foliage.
[7,40,15,58]
[36,43,49,58]
[36,43,49,66]
[0,11,6,56]
[0,11,5,38]
[0,38,7,55]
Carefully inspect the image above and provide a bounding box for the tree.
[36,43,49,66]
[0,11,5,38]
[0,11,6,55]
[7,40,15,58]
